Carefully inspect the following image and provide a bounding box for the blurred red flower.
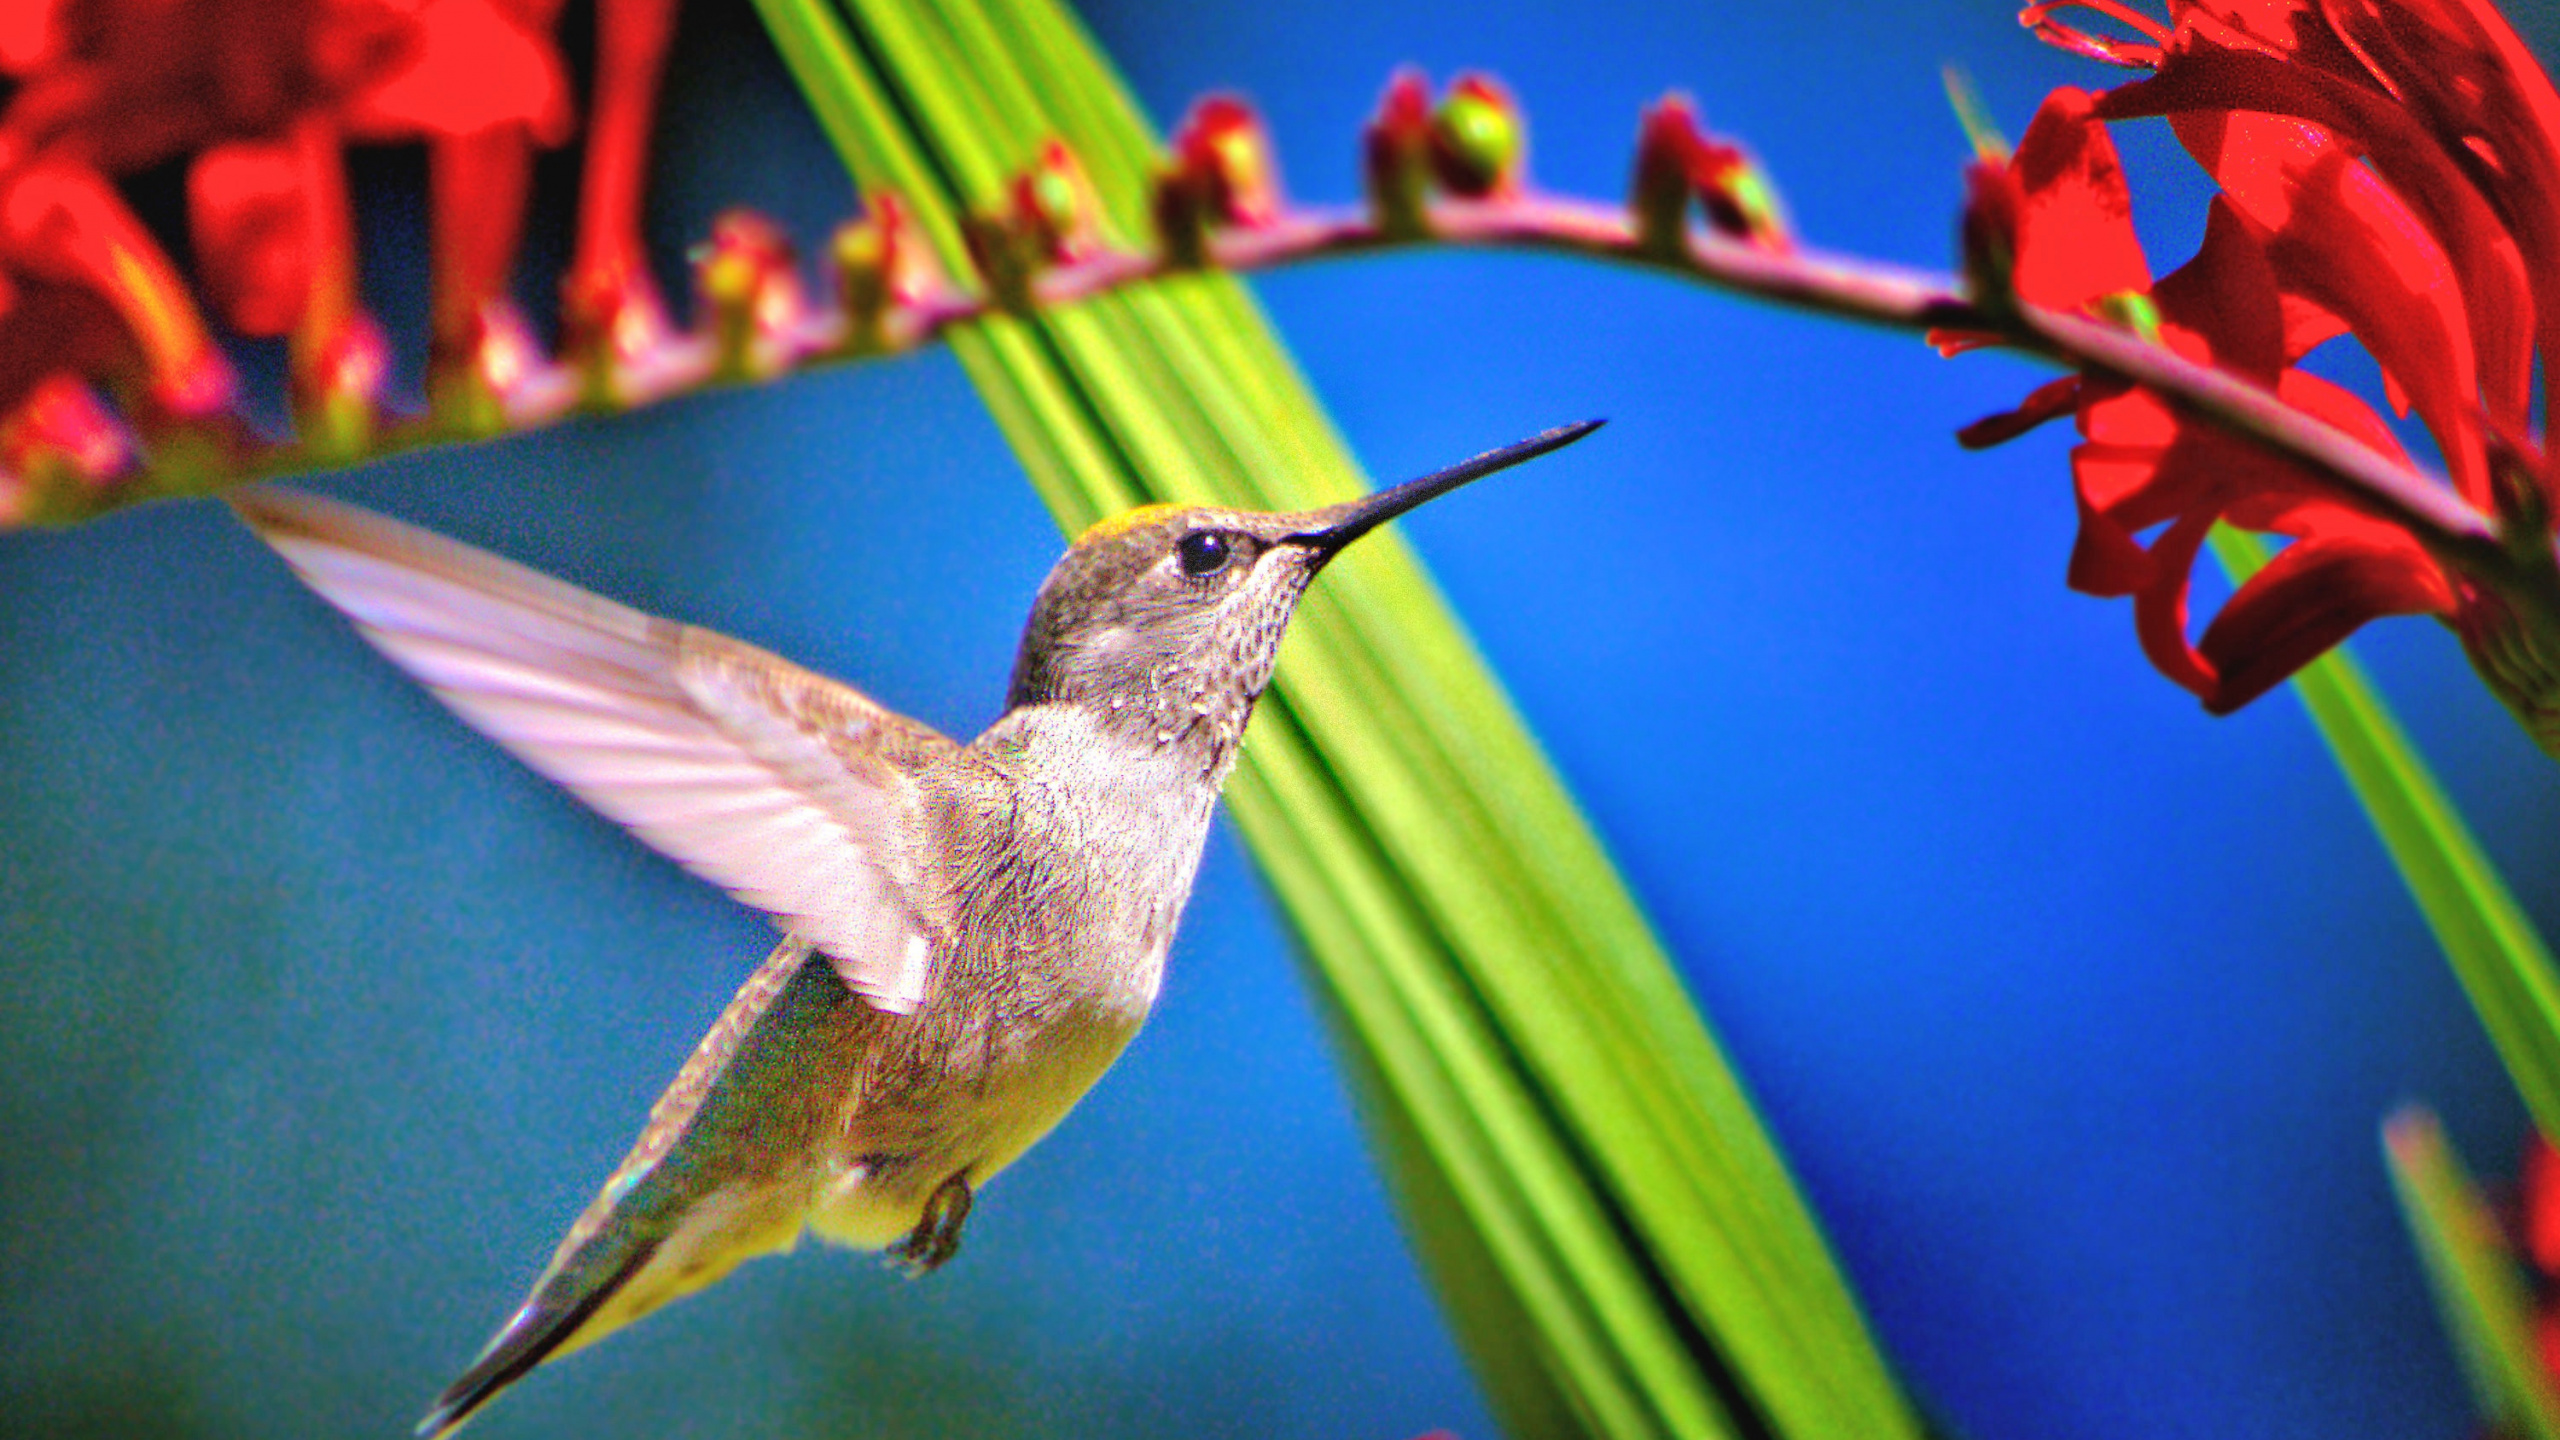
[1963,0,2560,721]
[0,0,671,504]
[2523,1135,2560,1382]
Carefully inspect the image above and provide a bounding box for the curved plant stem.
[31,133,2548,699]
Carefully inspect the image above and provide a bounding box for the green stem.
[2212,528,2560,1137]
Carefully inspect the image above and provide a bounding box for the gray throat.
[956,699,1231,1003]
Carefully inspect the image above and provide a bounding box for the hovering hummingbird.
[230,419,1600,1436]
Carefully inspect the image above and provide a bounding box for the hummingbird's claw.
[887,1172,974,1275]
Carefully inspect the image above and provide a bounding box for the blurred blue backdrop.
[7,1,2560,1437]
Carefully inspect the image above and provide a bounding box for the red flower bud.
[1364,69,1436,237]
[560,259,676,408]
[1172,96,1282,229]
[1688,134,1791,254]
[1429,74,1525,200]
[429,300,544,437]
[1156,96,1280,269]
[1631,96,1705,257]
[1631,95,1792,256]
[694,210,807,381]
[1013,139,1107,265]
[832,191,942,354]
[294,311,390,460]
[2,375,131,510]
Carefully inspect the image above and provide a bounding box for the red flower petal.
[0,3,413,176]
[0,159,232,418]
[2318,0,2560,431]
[2150,198,2290,383]
[567,0,678,320]
[189,139,313,337]
[2175,0,2375,81]
[2100,40,2532,425]
[1957,374,2082,448]
[2009,87,2153,311]
[2132,505,2223,698]
[2172,106,2490,505]
[2067,446,2164,594]
[2523,1135,2560,1276]
[2197,531,2456,711]
[343,0,571,143]
[2067,419,2263,593]
[0,0,62,73]
[429,128,532,346]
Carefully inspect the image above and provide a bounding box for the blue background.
[7,1,2560,1437]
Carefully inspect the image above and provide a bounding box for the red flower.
[0,154,235,426]
[830,191,945,354]
[1967,0,2560,718]
[694,209,808,380]
[0,0,676,511]
[2512,1135,2560,1384]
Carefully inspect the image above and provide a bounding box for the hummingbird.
[229,419,1600,1436]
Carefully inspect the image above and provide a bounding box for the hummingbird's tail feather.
[418,937,862,1435]
[417,1227,660,1439]
[418,1179,806,1437]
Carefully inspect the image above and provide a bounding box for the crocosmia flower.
[1967,0,2560,739]
[0,0,674,515]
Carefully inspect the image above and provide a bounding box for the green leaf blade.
[753,1,1927,1432]
[2212,529,2560,1140]
[2384,1107,2560,1440]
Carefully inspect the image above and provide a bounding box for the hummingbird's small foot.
[888,1173,972,1275]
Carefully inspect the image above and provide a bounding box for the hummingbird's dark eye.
[1176,530,1233,579]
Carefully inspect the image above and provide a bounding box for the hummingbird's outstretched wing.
[420,935,865,1438]
[233,485,958,1014]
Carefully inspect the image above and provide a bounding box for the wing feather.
[233,485,957,1014]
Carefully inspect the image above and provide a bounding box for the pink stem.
[33,183,2560,668]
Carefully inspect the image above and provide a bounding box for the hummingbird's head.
[1004,421,1601,764]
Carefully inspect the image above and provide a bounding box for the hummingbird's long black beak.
[1286,419,1605,557]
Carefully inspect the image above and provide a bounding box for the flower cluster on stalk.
[0,0,674,521]
[17,0,2560,755]
[1959,0,2560,733]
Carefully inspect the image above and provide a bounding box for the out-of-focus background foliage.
[7,1,2560,1437]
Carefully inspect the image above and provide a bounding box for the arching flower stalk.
[8,5,2560,756]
